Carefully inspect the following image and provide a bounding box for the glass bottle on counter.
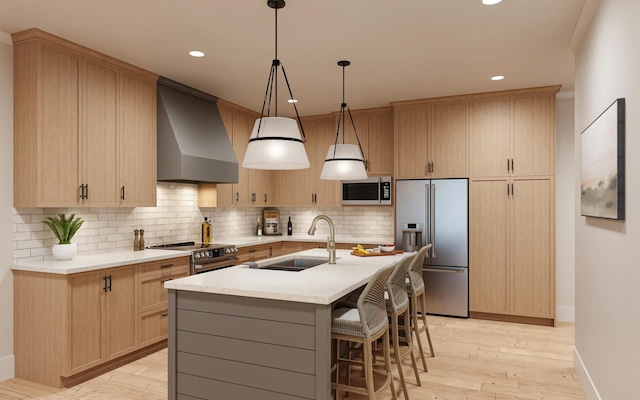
[257,218,262,236]
[287,216,293,236]
[202,217,212,244]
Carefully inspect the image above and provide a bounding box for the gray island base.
[165,249,409,400]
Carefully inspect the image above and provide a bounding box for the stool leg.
[403,307,421,386]
[334,337,341,400]
[383,328,398,400]
[411,293,428,372]
[392,312,410,400]
[363,339,375,399]
[420,291,435,357]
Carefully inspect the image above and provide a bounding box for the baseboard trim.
[574,347,602,400]
[0,354,15,382]
[556,305,575,323]
[470,312,554,326]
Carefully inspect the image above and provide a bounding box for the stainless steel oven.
[148,242,238,274]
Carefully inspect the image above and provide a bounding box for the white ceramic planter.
[52,243,77,261]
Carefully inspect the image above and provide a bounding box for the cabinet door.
[68,271,104,374]
[314,117,341,206]
[292,118,317,206]
[105,266,138,360]
[430,102,467,178]
[366,112,394,175]
[512,94,555,176]
[272,170,293,206]
[395,105,429,179]
[139,309,169,347]
[41,45,82,206]
[469,179,509,314]
[469,99,510,177]
[119,73,157,206]
[250,170,273,206]
[215,102,235,207]
[510,178,553,318]
[232,111,253,206]
[83,60,118,206]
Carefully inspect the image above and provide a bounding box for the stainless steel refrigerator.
[395,179,469,317]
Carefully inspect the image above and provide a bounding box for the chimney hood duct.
[157,77,238,183]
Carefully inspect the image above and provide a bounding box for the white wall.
[555,94,576,322]
[0,35,14,381]
[574,0,640,398]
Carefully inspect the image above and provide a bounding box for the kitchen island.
[164,248,410,400]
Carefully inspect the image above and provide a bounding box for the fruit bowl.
[379,244,396,253]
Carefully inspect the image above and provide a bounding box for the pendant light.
[320,60,368,180]
[242,0,310,170]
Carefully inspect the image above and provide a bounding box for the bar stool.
[332,264,398,400]
[385,255,421,400]
[406,244,434,372]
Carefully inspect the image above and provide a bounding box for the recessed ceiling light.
[189,50,205,58]
[482,0,502,5]
[287,99,298,103]
[491,75,505,81]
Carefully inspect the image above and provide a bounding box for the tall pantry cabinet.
[12,29,158,208]
[468,87,558,324]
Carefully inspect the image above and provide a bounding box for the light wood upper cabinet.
[119,72,157,207]
[394,105,429,178]
[512,94,555,176]
[430,101,467,177]
[366,111,394,175]
[469,98,511,178]
[83,60,118,206]
[394,101,467,179]
[12,29,158,208]
[292,115,340,207]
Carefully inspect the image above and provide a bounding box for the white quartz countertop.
[215,234,394,248]
[164,249,413,305]
[11,249,190,275]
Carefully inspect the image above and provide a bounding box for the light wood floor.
[0,316,585,400]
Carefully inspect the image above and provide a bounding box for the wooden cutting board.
[350,250,404,257]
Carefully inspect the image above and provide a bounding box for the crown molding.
[0,31,12,45]
[568,0,600,53]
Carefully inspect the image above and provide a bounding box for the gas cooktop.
[149,241,233,251]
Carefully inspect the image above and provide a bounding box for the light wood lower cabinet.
[469,178,554,321]
[13,257,189,388]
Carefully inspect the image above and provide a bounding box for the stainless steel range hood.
[157,77,238,183]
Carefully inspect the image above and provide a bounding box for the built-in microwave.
[341,176,392,205]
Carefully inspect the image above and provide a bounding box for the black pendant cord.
[255,0,306,143]
[331,61,365,160]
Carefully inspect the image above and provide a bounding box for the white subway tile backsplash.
[13,182,394,261]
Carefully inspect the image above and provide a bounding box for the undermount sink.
[249,256,331,272]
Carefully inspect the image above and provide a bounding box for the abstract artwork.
[580,98,625,220]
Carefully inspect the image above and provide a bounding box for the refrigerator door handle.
[431,183,436,258]
[423,268,463,274]
[425,183,431,264]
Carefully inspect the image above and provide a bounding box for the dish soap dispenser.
[202,217,212,244]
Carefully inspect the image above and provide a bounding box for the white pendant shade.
[320,144,368,180]
[242,116,310,170]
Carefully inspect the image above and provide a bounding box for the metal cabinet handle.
[161,313,168,317]
[160,278,172,283]
[235,192,239,202]
[511,158,514,172]
[511,183,514,196]
[103,275,108,292]
[251,193,256,202]
[507,182,510,196]
[121,186,125,200]
[264,193,267,203]
[107,275,112,292]
[507,158,510,172]
[161,263,174,268]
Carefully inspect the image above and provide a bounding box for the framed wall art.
[580,98,625,220]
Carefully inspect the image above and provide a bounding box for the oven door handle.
[192,256,239,274]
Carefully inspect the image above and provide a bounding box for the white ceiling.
[0,0,586,116]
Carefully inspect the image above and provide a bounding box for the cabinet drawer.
[140,309,168,347]
[235,244,273,264]
[139,268,189,313]
[138,256,190,278]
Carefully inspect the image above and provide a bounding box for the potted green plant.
[43,213,85,260]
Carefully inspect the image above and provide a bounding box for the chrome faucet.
[307,215,337,264]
